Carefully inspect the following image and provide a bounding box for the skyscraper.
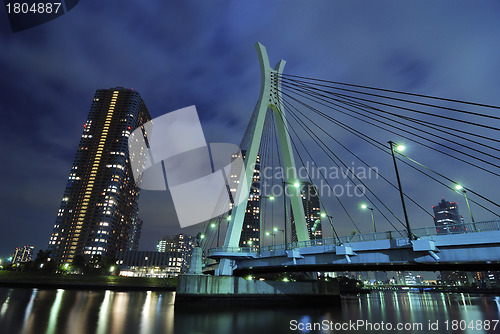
[48,87,151,265]
[291,182,322,242]
[432,198,465,234]
[238,153,260,248]
[226,150,261,248]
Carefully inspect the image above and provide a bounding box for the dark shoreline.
[2,280,499,296]
[0,280,176,291]
[368,286,500,295]
[0,279,176,291]
[0,271,177,291]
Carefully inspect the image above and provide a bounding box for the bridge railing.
[411,220,500,237]
[207,246,254,257]
[208,220,500,256]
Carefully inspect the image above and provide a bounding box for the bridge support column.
[219,43,309,276]
[187,247,203,275]
[175,275,340,306]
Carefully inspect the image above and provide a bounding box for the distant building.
[291,182,322,242]
[390,271,423,285]
[116,250,182,278]
[404,272,418,285]
[432,198,465,234]
[240,153,261,248]
[476,271,500,288]
[374,271,389,284]
[439,271,470,286]
[48,87,151,265]
[394,271,405,285]
[432,198,469,286]
[226,151,261,248]
[12,246,35,264]
[156,234,195,273]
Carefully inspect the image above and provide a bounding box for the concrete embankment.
[176,274,341,306]
[0,272,176,291]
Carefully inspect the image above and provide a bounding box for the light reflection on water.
[0,288,499,334]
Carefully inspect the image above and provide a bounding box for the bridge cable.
[278,82,500,178]
[277,94,408,234]
[270,93,356,238]
[274,80,499,217]
[278,73,500,115]
[269,93,363,235]
[276,87,434,219]
[273,91,407,233]
[280,81,500,170]
[279,77,500,150]
[282,79,500,160]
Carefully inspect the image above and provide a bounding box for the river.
[0,288,499,333]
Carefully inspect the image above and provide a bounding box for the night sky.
[1,1,500,259]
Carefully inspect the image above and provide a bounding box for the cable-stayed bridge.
[196,42,500,277]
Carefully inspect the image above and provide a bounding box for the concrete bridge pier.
[175,247,340,305]
[175,274,340,306]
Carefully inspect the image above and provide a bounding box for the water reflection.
[0,288,499,334]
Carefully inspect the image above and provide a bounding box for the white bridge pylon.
[219,42,310,275]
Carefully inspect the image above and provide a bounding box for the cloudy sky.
[1,1,499,258]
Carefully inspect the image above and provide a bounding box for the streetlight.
[274,227,285,245]
[265,231,276,246]
[211,219,222,247]
[281,181,301,249]
[455,184,475,223]
[260,195,275,252]
[361,204,376,233]
[388,141,414,241]
[320,213,341,245]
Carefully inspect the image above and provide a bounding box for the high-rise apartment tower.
[48,87,151,265]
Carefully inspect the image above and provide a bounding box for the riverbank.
[0,271,176,291]
[369,285,500,295]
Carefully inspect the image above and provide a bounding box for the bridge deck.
[207,220,500,271]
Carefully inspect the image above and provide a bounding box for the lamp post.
[210,221,219,247]
[388,141,414,241]
[265,231,276,247]
[320,213,341,245]
[455,184,475,224]
[361,204,376,233]
[281,181,301,250]
[274,227,285,245]
[260,195,275,252]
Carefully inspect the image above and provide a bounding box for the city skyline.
[1,1,500,258]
